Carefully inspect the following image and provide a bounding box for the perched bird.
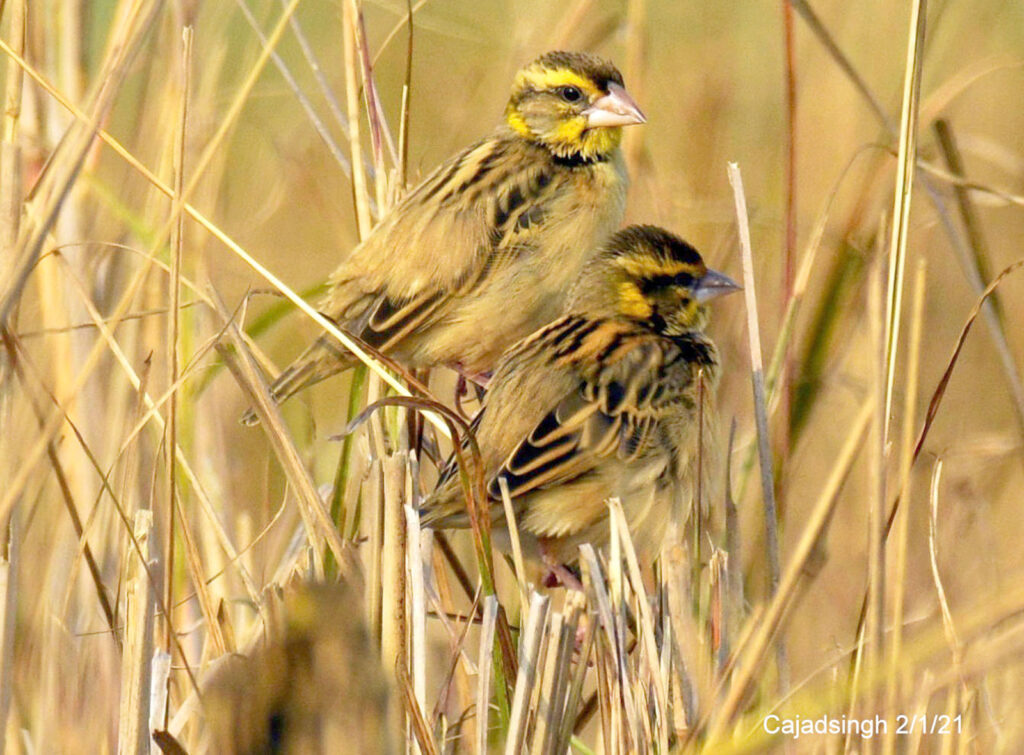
[421,225,740,566]
[243,50,645,424]
[204,582,394,754]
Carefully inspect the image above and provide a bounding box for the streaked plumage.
[421,225,740,563]
[204,582,393,754]
[243,51,644,424]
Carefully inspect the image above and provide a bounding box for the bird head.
[505,51,646,162]
[571,225,741,335]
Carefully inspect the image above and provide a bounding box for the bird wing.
[324,133,563,353]
[482,321,708,500]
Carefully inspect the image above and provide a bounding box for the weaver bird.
[205,582,393,754]
[243,50,644,424]
[421,225,740,566]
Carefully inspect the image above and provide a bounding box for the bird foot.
[539,543,583,592]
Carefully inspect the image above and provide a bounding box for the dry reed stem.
[882,0,927,440]
[0,0,161,322]
[54,263,262,606]
[234,0,352,177]
[397,659,441,755]
[727,162,787,704]
[865,253,888,718]
[780,0,797,470]
[5,330,204,692]
[1,333,118,639]
[406,505,429,742]
[900,258,1024,498]
[551,593,586,753]
[214,326,360,575]
[722,420,742,668]
[368,459,384,639]
[428,547,477,733]
[117,509,155,755]
[476,595,499,755]
[279,0,353,152]
[497,476,529,617]
[397,0,414,188]
[704,396,874,742]
[927,460,964,677]
[348,0,396,211]
[0,518,17,753]
[914,157,1024,209]
[883,257,926,753]
[0,0,25,277]
[0,37,453,439]
[735,145,874,503]
[58,261,234,661]
[531,610,565,754]
[382,453,409,728]
[217,318,353,576]
[506,591,550,754]
[727,163,781,595]
[560,605,596,750]
[163,22,192,675]
[609,497,667,745]
[342,0,373,235]
[791,0,1024,471]
[662,544,698,732]
[933,119,1024,444]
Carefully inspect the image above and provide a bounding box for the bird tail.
[239,337,353,425]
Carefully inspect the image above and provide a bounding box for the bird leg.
[450,362,492,390]
[539,538,584,592]
[453,366,491,418]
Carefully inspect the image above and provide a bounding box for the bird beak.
[584,82,647,128]
[694,269,742,303]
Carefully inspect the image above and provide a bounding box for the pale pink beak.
[584,82,647,128]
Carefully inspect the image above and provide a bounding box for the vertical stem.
[397,0,413,188]
[727,161,788,695]
[331,363,368,538]
[342,0,372,236]
[162,22,191,686]
[0,517,17,753]
[726,167,782,587]
[117,511,156,755]
[381,453,408,734]
[0,0,25,256]
[867,254,888,712]
[476,596,499,755]
[505,592,549,754]
[883,0,927,440]
[404,505,427,754]
[884,257,926,755]
[779,0,797,471]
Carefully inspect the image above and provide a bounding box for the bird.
[204,581,394,754]
[242,50,645,424]
[420,225,740,569]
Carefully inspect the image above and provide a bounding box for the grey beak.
[694,269,742,303]
[583,82,647,128]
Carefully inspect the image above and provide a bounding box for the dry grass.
[2,0,1024,752]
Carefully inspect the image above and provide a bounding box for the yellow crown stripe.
[616,257,702,278]
[517,68,601,96]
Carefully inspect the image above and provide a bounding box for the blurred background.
[2,0,1024,751]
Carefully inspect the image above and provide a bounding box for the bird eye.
[559,86,583,103]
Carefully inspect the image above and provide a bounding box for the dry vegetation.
[2,0,1024,752]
